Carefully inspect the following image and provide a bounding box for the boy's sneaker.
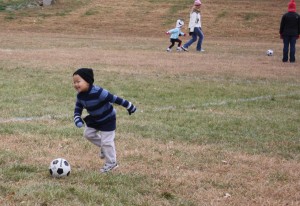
[176,47,182,51]
[197,49,205,52]
[99,148,105,159]
[181,46,188,51]
[166,48,171,52]
[100,163,119,173]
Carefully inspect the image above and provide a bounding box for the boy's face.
[73,74,89,93]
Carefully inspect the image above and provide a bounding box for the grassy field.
[0,31,299,206]
[0,0,300,205]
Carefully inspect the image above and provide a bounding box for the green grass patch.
[244,12,259,21]
[215,10,228,22]
[84,8,99,16]
[148,0,191,26]
[0,0,36,11]
[0,66,299,160]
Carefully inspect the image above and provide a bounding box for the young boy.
[73,68,136,173]
[166,19,186,52]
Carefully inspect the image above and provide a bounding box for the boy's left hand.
[127,102,136,115]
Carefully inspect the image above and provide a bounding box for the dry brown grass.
[0,0,291,39]
[1,132,300,205]
[0,31,299,80]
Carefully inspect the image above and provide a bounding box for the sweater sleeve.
[189,12,197,32]
[74,99,83,117]
[298,14,300,34]
[168,28,176,34]
[189,13,194,32]
[279,15,285,34]
[104,92,130,108]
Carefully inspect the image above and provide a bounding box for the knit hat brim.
[73,68,94,85]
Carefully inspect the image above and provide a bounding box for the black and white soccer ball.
[49,158,71,178]
[266,49,274,56]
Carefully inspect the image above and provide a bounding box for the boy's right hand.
[76,122,83,128]
[74,116,84,128]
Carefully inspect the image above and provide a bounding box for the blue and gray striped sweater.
[74,85,130,131]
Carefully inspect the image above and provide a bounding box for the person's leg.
[176,39,182,47]
[100,131,118,172]
[195,27,204,51]
[84,127,104,159]
[169,39,175,49]
[289,36,297,62]
[183,32,197,49]
[282,36,289,62]
[84,127,101,147]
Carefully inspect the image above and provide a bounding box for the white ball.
[49,158,71,178]
[267,49,273,56]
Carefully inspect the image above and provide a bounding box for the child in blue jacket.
[73,68,136,173]
[166,19,186,52]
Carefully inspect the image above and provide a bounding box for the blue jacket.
[74,85,130,131]
[168,28,185,39]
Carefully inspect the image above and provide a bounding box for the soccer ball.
[49,158,71,178]
[266,49,273,56]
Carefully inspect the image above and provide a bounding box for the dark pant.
[169,38,182,48]
[282,36,297,62]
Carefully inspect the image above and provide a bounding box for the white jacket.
[189,12,201,32]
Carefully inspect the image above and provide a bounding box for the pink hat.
[288,0,296,12]
[194,0,202,6]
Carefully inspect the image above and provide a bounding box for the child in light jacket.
[166,19,186,52]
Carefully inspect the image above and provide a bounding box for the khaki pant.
[83,127,116,166]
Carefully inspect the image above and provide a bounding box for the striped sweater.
[74,85,130,131]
